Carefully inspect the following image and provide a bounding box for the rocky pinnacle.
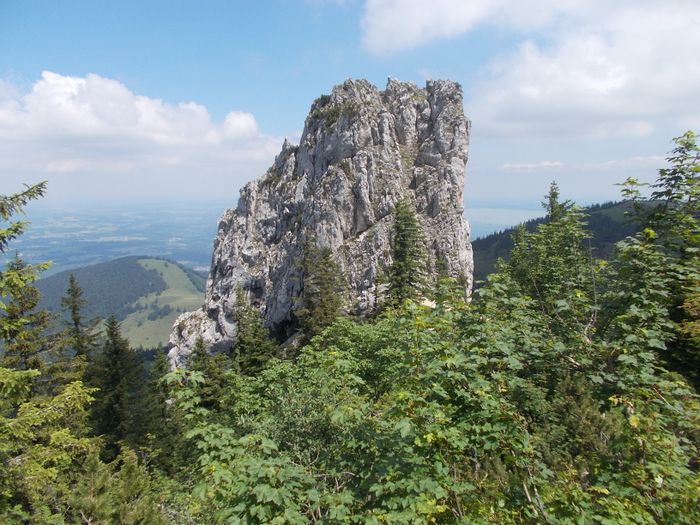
[168,78,473,367]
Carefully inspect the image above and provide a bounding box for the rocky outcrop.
[168,78,473,367]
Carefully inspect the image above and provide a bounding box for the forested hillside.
[472,200,644,284]
[0,132,698,524]
[36,257,206,348]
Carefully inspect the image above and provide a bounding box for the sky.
[1,0,699,216]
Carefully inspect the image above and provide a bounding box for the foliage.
[140,349,182,474]
[0,185,168,523]
[505,182,597,343]
[620,131,700,387]
[3,134,700,522]
[171,289,699,523]
[87,316,149,459]
[188,336,232,411]
[388,199,427,307]
[0,366,97,523]
[310,98,359,127]
[471,200,643,284]
[61,273,100,359]
[0,257,53,374]
[1,183,51,373]
[297,235,345,342]
[232,289,278,375]
[68,448,166,525]
[165,140,700,522]
[0,182,47,254]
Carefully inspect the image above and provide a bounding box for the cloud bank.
[0,71,282,202]
[363,0,700,139]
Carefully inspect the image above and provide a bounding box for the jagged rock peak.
[168,78,473,367]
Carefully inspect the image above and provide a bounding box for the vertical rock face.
[168,78,473,366]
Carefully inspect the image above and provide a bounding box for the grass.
[120,259,204,348]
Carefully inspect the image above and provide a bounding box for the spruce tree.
[297,235,344,341]
[387,199,426,307]
[0,181,47,253]
[0,257,51,372]
[188,336,231,409]
[0,182,51,373]
[88,316,144,459]
[69,450,166,524]
[506,183,594,341]
[232,288,277,374]
[0,182,106,521]
[61,273,99,357]
[140,349,180,472]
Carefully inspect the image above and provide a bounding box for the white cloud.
[584,155,666,172]
[361,0,598,55]
[363,0,700,139]
[362,0,497,55]
[502,160,563,171]
[0,71,282,202]
[0,79,19,102]
[223,111,259,139]
[470,2,700,138]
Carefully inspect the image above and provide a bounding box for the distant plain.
[9,203,543,276]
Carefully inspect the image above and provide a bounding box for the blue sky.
[1,0,699,217]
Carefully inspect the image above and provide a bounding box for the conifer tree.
[387,199,426,307]
[69,450,166,524]
[297,235,344,341]
[0,182,106,521]
[88,316,144,459]
[188,336,231,410]
[0,182,51,373]
[61,273,99,357]
[0,181,47,253]
[544,180,564,221]
[139,349,181,472]
[0,257,51,372]
[232,288,278,373]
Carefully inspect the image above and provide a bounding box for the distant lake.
[467,207,543,239]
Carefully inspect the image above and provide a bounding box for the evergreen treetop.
[61,273,99,357]
[388,199,427,307]
[232,288,277,374]
[297,234,344,342]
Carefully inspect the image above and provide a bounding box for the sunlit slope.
[119,259,204,348]
[36,256,205,349]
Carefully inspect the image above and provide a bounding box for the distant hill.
[472,201,643,285]
[36,256,206,348]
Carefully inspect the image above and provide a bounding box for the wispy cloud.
[587,155,666,171]
[502,160,563,171]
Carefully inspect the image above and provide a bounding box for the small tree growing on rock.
[297,233,344,342]
[387,199,427,307]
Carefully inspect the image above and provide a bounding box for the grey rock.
[168,78,473,367]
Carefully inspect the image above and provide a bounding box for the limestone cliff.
[168,78,473,366]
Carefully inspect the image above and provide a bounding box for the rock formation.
[168,78,473,366]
